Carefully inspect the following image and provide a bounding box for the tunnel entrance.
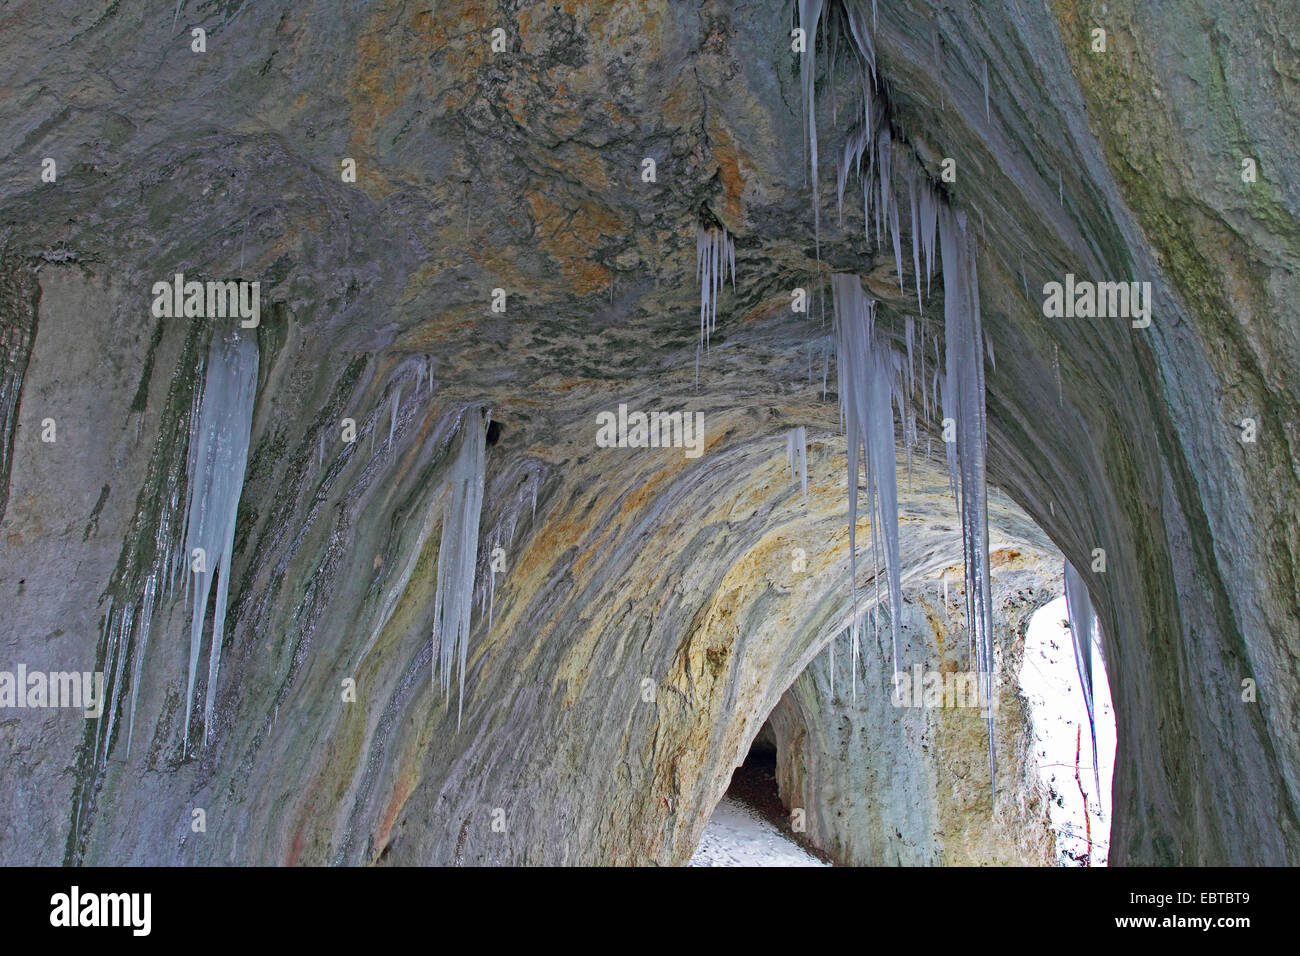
[685,541,1117,867]
[722,722,784,823]
[690,719,830,867]
[1020,596,1116,866]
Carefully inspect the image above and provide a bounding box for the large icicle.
[431,406,490,728]
[831,273,904,677]
[182,327,259,749]
[798,0,826,253]
[840,0,877,83]
[1064,559,1102,795]
[937,204,997,792]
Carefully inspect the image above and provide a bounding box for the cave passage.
[691,719,828,867]
[723,722,784,825]
[0,0,1295,874]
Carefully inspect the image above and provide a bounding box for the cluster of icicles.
[93,332,500,773]
[474,461,541,633]
[430,412,551,728]
[795,0,1000,789]
[350,394,501,730]
[695,224,736,383]
[768,0,1107,797]
[333,358,504,727]
[90,327,259,771]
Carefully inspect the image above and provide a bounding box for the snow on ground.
[689,796,828,867]
[1020,595,1116,865]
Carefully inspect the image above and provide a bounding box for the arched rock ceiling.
[0,0,1296,864]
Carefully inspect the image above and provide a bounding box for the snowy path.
[689,796,828,867]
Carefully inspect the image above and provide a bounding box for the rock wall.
[0,0,1296,864]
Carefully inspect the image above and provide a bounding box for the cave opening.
[724,721,784,823]
[684,506,1120,868]
[690,718,828,867]
[1020,596,1117,866]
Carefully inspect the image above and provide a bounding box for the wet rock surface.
[0,0,1296,864]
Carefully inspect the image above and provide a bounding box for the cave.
[0,0,1297,875]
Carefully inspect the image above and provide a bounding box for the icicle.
[920,313,930,417]
[431,406,490,728]
[1064,559,1102,795]
[939,369,959,503]
[983,59,990,122]
[909,175,923,312]
[938,204,996,794]
[695,223,735,359]
[389,386,400,447]
[840,0,876,84]
[102,606,131,761]
[917,180,938,291]
[876,127,893,250]
[828,633,835,698]
[829,17,838,124]
[889,193,904,296]
[830,274,904,677]
[850,619,860,700]
[177,368,206,592]
[838,121,871,223]
[798,0,825,255]
[786,426,808,498]
[905,316,916,393]
[182,327,259,750]
[486,534,498,631]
